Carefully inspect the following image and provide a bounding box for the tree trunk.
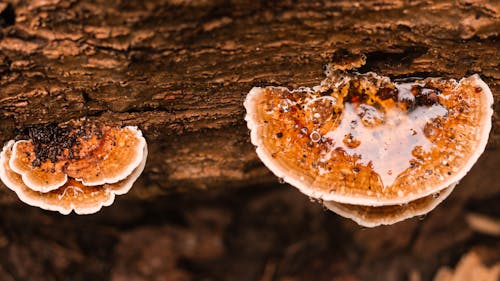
[0,1,498,280]
[0,0,498,198]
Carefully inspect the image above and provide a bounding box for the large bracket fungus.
[0,120,147,215]
[244,68,493,227]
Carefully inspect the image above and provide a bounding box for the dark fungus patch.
[16,121,105,167]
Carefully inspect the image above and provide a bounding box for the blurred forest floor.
[0,148,498,281]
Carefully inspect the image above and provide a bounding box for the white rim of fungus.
[0,141,23,192]
[71,143,147,214]
[323,183,456,228]
[0,140,71,214]
[58,144,147,215]
[244,74,493,206]
[9,140,68,193]
[76,125,147,186]
[70,188,116,215]
[0,130,148,215]
[110,143,148,196]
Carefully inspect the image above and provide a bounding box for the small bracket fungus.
[244,68,493,227]
[323,184,456,227]
[0,120,147,214]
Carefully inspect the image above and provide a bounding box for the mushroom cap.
[65,125,146,186]
[324,183,456,227]
[0,139,148,215]
[9,140,68,192]
[7,124,146,192]
[245,72,493,206]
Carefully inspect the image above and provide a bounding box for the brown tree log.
[0,0,498,201]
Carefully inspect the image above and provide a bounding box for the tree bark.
[0,1,498,281]
[0,0,498,200]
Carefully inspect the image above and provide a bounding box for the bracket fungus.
[323,184,456,227]
[244,68,493,227]
[0,121,147,214]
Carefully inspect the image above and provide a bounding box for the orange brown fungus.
[324,184,456,227]
[245,69,492,226]
[0,120,147,214]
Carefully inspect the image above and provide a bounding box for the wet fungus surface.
[0,120,147,214]
[244,69,493,226]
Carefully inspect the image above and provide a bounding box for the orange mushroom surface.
[0,120,147,214]
[245,69,493,226]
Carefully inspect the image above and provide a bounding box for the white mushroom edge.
[323,183,456,227]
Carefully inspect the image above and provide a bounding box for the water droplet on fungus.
[244,68,493,227]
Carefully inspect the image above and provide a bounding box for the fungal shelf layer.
[245,69,493,227]
[0,120,147,215]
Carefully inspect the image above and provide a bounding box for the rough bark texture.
[0,0,498,280]
[0,0,499,196]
